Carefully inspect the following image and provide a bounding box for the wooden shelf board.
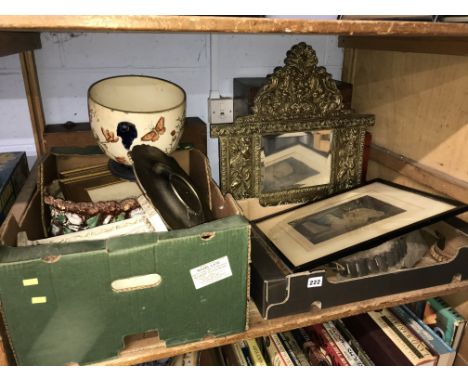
[91,279,468,366]
[369,144,468,204]
[339,36,468,55]
[1,16,468,36]
[0,32,41,57]
[42,117,207,155]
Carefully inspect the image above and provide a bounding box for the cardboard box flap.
[0,215,247,264]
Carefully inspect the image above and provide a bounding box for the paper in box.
[0,148,250,365]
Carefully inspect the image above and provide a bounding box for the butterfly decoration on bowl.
[101,128,119,143]
[142,117,166,142]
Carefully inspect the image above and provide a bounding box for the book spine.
[291,328,331,366]
[182,351,199,366]
[368,310,435,365]
[270,334,295,366]
[427,297,466,350]
[280,331,310,366]
[277,332,303,366]
[231,342,249,366]
[392,305,455,366]
[307,324,349,366]
[323,321,364,366]
[263,336,286,366]
[342,313,411,365]
[244,339,267,366]
[333,320,375,366]
[239,341,253,365]
[383,308,435,364]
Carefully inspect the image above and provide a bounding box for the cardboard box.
[238,198,468,320]
[0,152,29,225]
[0,148,250,365]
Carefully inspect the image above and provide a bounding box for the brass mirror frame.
[211,42,375,206]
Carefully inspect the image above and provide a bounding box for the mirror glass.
[260,130,333,193]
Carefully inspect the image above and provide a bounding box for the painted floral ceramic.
[88,75,186,166]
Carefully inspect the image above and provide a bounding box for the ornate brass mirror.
[211,42,375,205]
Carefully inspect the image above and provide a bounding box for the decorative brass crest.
[251,42,344,121]
[211,42,374,205]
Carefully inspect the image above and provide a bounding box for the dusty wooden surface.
[369,144,468,204]
[42,117,207,155]
[0,336,8,366]
[90,280,468,366]
[339,36,468,56]
[0,16,468,36]
[0,32,41,57]
[348,49,468,183]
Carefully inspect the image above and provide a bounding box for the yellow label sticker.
[31,296,47,304]
[23,278,39,286]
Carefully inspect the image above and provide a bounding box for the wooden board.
[367,160,468,223]
[43,117,207,155]
[0,16,468,36]
[0,336,8,366]
[349,50,468,183]
[369,144,468,203]
[89,280,468,366]
[19,50,46,156]
[339,36,468,56]
[0,32,41,57]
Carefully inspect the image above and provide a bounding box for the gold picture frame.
[211,42,375,205]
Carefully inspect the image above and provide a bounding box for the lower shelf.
[90,279,468,366]
[1,280,467,365]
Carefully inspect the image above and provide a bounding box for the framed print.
[211,42,374,206]
[254,180,468,271]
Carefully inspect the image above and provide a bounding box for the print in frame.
[211,42,375,205]
[254,180,468,271]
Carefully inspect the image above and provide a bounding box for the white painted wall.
[0,32,343,181]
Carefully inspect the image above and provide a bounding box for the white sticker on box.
[190,256,233,290]
[307,276,323,288]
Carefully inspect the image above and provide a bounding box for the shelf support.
[19,50,46,157]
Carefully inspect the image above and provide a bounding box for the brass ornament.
[211,42,375,205]
[250,42,345,120]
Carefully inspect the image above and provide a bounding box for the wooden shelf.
[0,32,41,57]
[43,117,208,156]
[0,16,468,37]
[91,280,468,366]
[1,14,467,367]
[339,36,468,56]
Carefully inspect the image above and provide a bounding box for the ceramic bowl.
[88,75,186,166]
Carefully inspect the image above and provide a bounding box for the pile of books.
[137,296,466,366]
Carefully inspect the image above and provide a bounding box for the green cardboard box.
[0,149,250,365]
